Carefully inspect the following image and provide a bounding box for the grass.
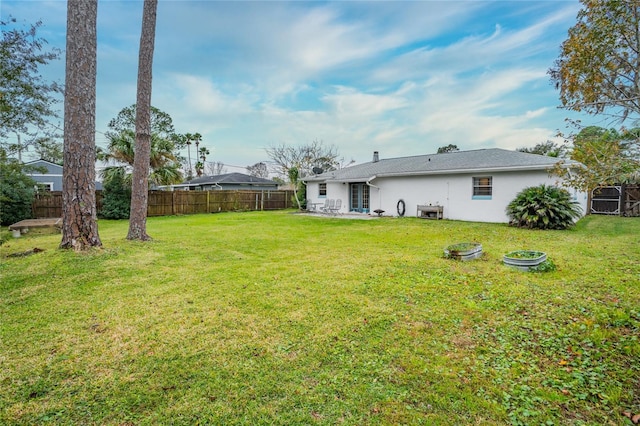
[504,250,545,259]
[1,211,639,425]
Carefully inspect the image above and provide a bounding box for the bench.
[8,218,62,238]
[416,205,443,220]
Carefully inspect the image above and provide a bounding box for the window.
[319,183,327,197]
[472,177,492,199]
[35,182,54,192]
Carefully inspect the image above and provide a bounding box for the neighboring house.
[163,172,279,191]
[303,148,588,223]
[24,159,103,191]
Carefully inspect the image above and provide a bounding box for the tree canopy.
[98,129,183,186]
[98,105,184,187]
[266,140,341,179]
[107,104,178,143]
[0,17,62,160]
[266,140,340,209]
[437,144,459,154]
[517,141,565,157]
[549,0,640,121]
[246,162,269,178]
[551,126,640,191]
[0,148,38,226]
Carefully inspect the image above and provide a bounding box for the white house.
[303,148,588,223]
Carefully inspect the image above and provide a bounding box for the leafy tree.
[0,17,62,161]
[33,137,63,164]
[107,104,177,142]
[98,107,183,186]
[506,184,582,230]
[60,0,102,250]
[549,0,640,121]
[437,144,459,154]
[246,162,269,178]
[99,167,131,220]
[517,141,565,157]
[0,148,38,225]
[266,140,340,179]
[288,166,306,209]
[266,140,339,209]
[552,126,640,191]
[128,0,158,241]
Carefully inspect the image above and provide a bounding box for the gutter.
[313,163,578,183]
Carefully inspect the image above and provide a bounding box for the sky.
[3,0,595,173]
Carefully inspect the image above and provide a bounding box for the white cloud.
[322,86,408,117]
[4,0,588,167]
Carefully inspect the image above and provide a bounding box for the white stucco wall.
[307,170,588,223]
[306,182,349,212]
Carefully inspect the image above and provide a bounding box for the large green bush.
[99,167,131,219]
[506,184,582,230]
[0,150,36,226]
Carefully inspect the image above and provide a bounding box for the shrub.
[506,184,582,230]
[99,167,131,219]
[0,227,11,245]
[0,151,36,226]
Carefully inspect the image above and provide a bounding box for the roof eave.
[311,163,576,182]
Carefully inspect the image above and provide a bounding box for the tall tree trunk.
[127,0,158,241]
[60,0,102,250]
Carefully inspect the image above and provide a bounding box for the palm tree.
[185,137,192,179]
[98,129,183,186]
[197,146,210,176]
[183,132,202,180]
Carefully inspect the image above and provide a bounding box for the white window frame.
[35,182,54,192]
[472,176,492,200]
[319,183,327,197]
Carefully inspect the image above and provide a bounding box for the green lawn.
[1,212,638,425]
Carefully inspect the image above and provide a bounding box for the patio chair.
[322,199,334,213]
[329,199,342,215]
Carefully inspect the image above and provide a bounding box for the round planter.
[503,250,547,271]
[444,242,482,261]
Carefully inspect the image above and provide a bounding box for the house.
[163,172,279,191]
[24,159,103,192]
[303,148,588,223]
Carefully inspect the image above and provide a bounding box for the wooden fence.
[32,190,295,218]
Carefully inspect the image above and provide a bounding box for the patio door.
[350,183,370,213]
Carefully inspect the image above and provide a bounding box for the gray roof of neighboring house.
[25,159,63,174]
[304,148,579,182]
[24,159,103,190]
[178,172,277,186]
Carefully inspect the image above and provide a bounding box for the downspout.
[366,175,381,213]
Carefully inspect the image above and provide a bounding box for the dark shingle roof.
[304,148,578,182]
[182,172,276,185]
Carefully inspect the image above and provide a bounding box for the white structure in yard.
[303,148,588,223]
